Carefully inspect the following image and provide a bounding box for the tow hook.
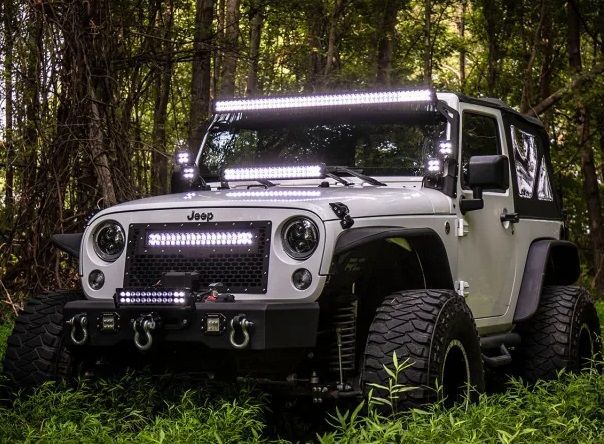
[67,313,88,345]
[229,314,254,349]
[132,313,159,351]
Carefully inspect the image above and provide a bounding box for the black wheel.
[516,286,602,382]
[2,290,82,393]
[362,289,484,409]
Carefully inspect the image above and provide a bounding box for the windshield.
[199,113,447,178]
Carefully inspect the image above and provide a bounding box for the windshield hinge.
[329,202,354,229]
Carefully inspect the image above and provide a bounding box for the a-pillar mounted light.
[171,150,209,193]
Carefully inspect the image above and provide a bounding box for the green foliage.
[319,370,604,443]
[0,321,13,366]
[596,299,604,323]
[365,353,416,416]
[0,375,267,443]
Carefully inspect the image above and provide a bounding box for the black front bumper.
[63,299,319,350]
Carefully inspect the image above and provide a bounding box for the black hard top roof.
[452,92,544,128]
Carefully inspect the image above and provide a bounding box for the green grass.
[0,376,268,443]
[319,370,604,443]
[0,322,12,366]
[0,302,602,443]
[596,299,604,326]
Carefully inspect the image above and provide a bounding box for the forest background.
[0,0,603,312]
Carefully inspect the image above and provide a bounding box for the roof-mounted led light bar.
[223,164,326,181]
[214,89,433,113]
[146,231,254,247]
[115,288,191,306]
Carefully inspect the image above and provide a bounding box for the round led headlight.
[282,217,319,260]
[93,220,125,262]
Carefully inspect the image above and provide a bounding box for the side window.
[510,125,553,201]
[461,112,501,188]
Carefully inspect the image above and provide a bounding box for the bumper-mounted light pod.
[214,89,434,113]
[223,164,326,182]
[115,288,191,306]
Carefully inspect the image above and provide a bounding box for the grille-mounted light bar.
[146,231,254,247]
[115,288,191,306]
[214,89,433,113]
[223,164,325,181]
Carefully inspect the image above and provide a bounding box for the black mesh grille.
[124,222,270,293]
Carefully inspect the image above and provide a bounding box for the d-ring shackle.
[133,316,156,351]
[229,315,253,349]
[67,314,88,346]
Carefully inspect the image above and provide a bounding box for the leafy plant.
[366,352,417,416]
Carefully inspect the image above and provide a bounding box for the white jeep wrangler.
[4,89,602,405]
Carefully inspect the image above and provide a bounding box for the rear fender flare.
[513,239,580,323]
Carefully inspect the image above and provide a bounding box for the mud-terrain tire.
[2,291,82,393]
[516,286,602,382]
[362,289,484,409]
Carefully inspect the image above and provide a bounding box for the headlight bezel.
[92,220,126,262]
[281,216,320,260]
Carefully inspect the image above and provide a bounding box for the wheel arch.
[513,239,580,323]
[329,226,454,290]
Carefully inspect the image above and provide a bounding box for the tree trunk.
[482,0,500,95]
[324,0,345,83]
[246,0,263,95]
[423,0,432,85]
[3,0,15,211]
[520,0,546,114]
[21,7,43,195]
[566,1,604,290]
[536,1,554,125]
[219,0,241,97]
[457,1,466,92]
[152,1,174,196]
[189,0,214,152]
[213,0,226,100]
[375,0,401,86]
[304,0,325,90]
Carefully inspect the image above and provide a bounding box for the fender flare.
[51,233,83,258]
[331,226,454,289]
[513,239,580,323]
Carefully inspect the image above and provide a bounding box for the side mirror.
[460,155,509,214]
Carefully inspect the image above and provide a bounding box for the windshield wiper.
[327,166,387,186]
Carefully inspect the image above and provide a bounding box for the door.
[456,105,517,319]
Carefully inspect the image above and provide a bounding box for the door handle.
[500,211,520,224]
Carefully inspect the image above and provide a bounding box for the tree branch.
[525,63,604,116]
